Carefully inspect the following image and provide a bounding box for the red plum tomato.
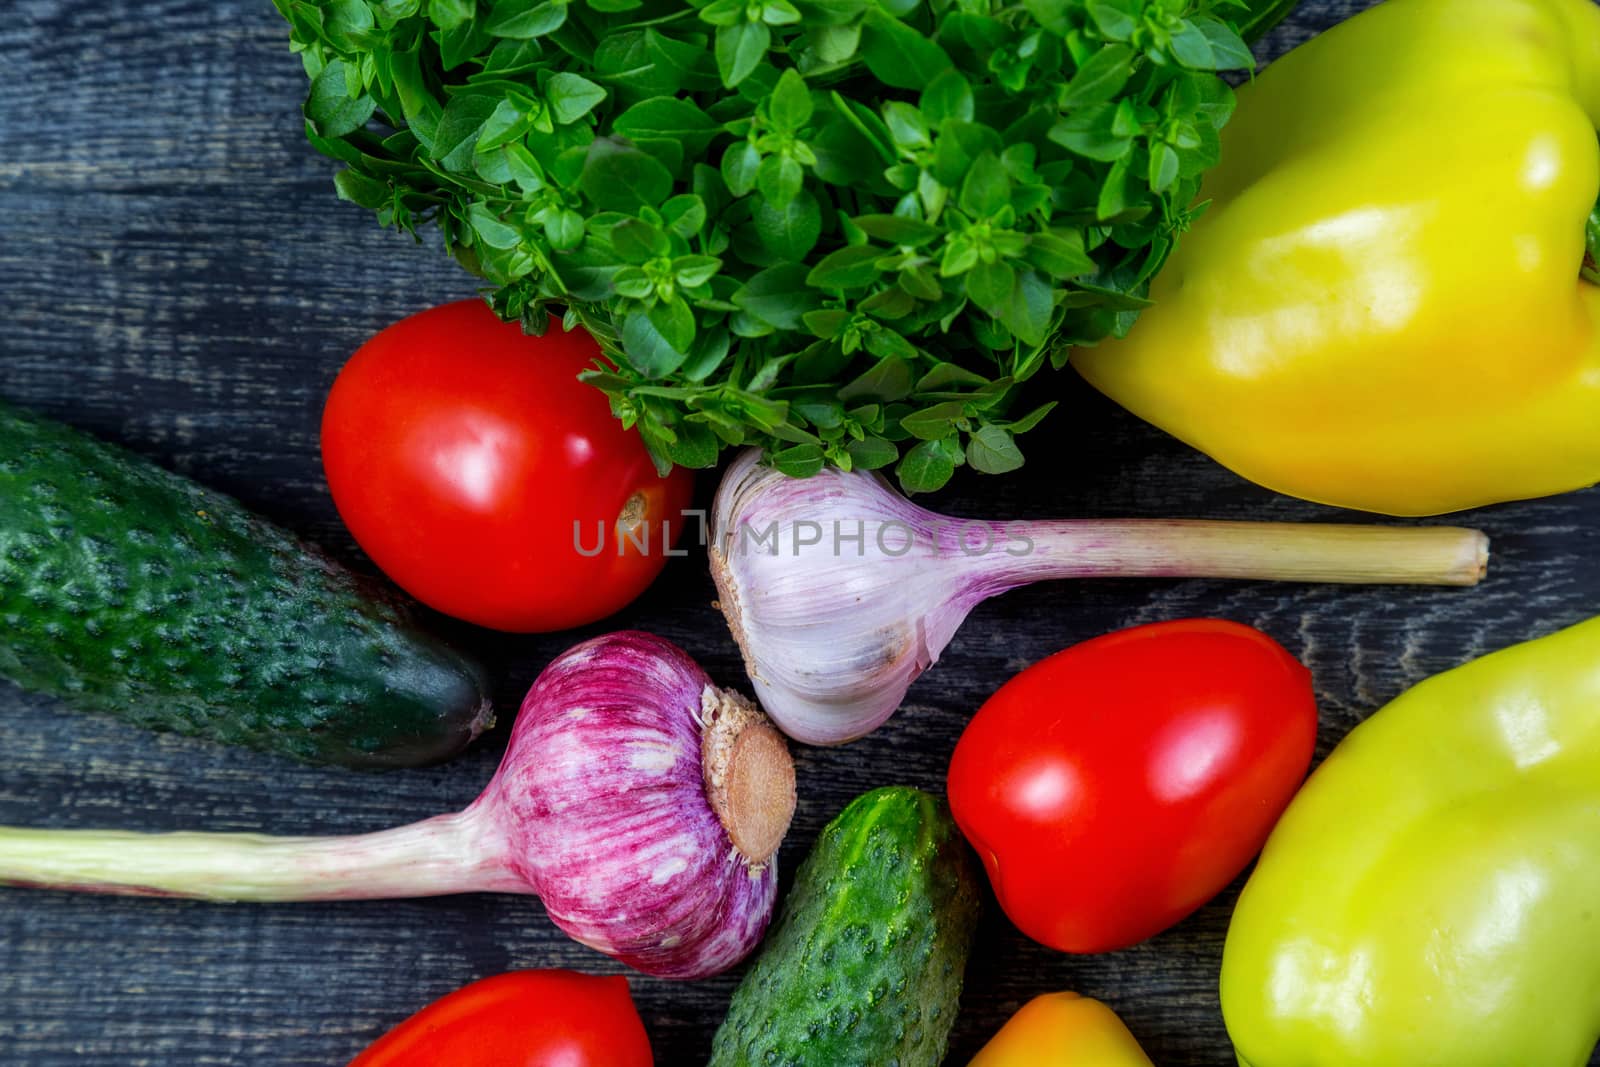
[347,969,653,1067]
[947,618,1317,954]
[321,301,693,632]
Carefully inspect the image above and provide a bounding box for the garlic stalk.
[709,450,1489,746]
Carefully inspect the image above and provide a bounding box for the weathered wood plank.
[5,0,1598,1063]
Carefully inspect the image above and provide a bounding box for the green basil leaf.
[428,0,474,31]
[487,0,568,39]
[920,70,973,125]
[1026,230,1096,278]
[793,399,846,429]
[721,141,761,197]
[1060,44,1133,108]
[699,0,745,26]
[958,151,1010,218]
[851,214,939,247]
[1097,153,1134,219]
[468,203,524,249]
[682,326,733,381]
[649,295,697,353]
[1021,0,1070,35]
[1002,400,1057,434]
[716,21,771,88]
[306,61,377,139]
[860,11,954,90]
[838,355,913,402]
[753,189,823,260]
[499,141,546,191]
[614,97,721,149]
[762,0,802,25]
[475,98,532,151]
[734,263,815,329]
[895,437,957,492]
[324,0,377,49]
[646,29,722,92]
[580,138,674,211]
[552,244,620,300]
[995,267,1053,346]
[621,310,689,377]
[674,254,723,287]
[939,236,979,277]
[479,37,545,75]
[593,31,677,96]
[769,68,814,131]
[385,46,443,149]
[864,326,916,361]
[771,442,827,478]
[810,21,862,63]
[545,208,584,249]
[898,264,944,300]
[434,91,501,170]
[859,286,916,319]
[613,266,655,299]
[965,423,1024,474]
[1084,0,1138,41]
[882,101,930,150]
[803,308,851,338]
[756,154,804,207]
[661,194,708,238]
[1195,16,1255,71]
[806,244,884,289]
[1148,140,1180,194]
[916,362,989,390]
[377,0,421,21]
[900,400,966,440]
[611,218,671,262]
[473,142,516,185]
[932,119,1001,186]
[845,436,899,470]
[966,258,1015,313]
[546,72,606,124]
[1049,105,1132,162]
[333,168,390,209]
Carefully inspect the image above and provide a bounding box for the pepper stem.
[700,686,796,869]
[0,807,525,902]
[979,519,1488,591]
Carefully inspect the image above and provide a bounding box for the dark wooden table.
[4,1,1596,1063]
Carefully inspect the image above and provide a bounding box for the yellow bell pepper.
[1074,0,1600,516]
[969,992,1154,1066]
[1221,615,1600,1066]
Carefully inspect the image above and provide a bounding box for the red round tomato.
[348,970,653,1067]
[322,301,694,632]
[947,619,1317,954]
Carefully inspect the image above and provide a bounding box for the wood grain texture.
[4,0,1598,1063]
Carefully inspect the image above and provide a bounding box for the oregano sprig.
[275,0,1282,492]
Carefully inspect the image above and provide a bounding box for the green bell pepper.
[1222,616,1600,1066]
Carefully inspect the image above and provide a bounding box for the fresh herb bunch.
[276,0,1268,491]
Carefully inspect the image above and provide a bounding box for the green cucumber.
[709,786,980,1067]
[0,399,492,767]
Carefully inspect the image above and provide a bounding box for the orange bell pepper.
[969,992,1154,1066]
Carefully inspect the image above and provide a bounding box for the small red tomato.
[322,301,694,632]
[947,619,1317,954]
[348,970,653,1067]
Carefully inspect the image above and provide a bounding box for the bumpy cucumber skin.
[0,400,492,767]
[710,786,981,1067]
